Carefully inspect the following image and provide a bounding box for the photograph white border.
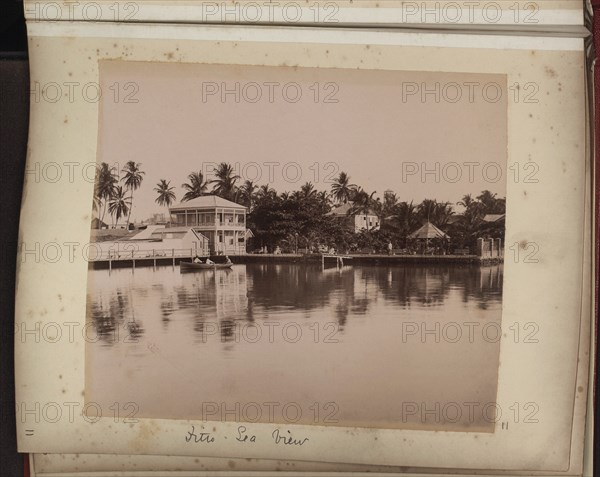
[15,21,590,472]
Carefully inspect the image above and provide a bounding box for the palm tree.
[383,191,399,217]
[121,161,145,226]
[316,190,331,206]
[238,180,257,209]
[330,172,356,204]
[91,194,101,216]
[211,162,240,201]
[417,199,438,223]
[432,201,454,228]
[387,201,419,236]
[299,182,317,199]
[351,189,378,232]
[417,199,454,228]
[154,179,176,224]
[181,171,208,202]
[108,186,132,228]
[256,184,277,201]
[458,193,476,210]
[477,190,498,213]
[457,193,484,230]
[94,162,118,226]
[494,197,506,214]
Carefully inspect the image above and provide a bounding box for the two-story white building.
[169,195,247,255]
[328,202,380,233]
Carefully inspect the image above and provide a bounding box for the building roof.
[126,225,163,240]
[483,214,506,223]
[150,230,186,239]
[90,217,108,229]
[170,195,246,211]
[447,214,463,224]
[153,226,196,233]
[328,202,378,217]
[408,221,450,240]
[149,227,209,241]
[90,228,131,242]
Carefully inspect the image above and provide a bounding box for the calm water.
[86,263,503,431]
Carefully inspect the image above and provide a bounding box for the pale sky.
[98,60,507,222]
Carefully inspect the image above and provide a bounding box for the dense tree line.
[93,162,505,253]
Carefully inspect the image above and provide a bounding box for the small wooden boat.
[180,261,233,272]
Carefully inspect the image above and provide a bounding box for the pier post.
[495,238,503,258]
[172,249,175,268]
[488,238,495,258]
[132,249,135,271]
[153,249,156,270]
[476,238,484,257]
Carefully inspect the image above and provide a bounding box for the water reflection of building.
[356,264,503,309]
[178,268,249,342]
[479,264,502,290]
[87,263,503,348]
[242,264,503,328]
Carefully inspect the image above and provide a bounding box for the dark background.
[1,1,28,475]
[0,1,597,476]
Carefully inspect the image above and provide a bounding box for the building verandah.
[169,196,247,255]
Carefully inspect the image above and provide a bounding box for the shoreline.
[89,253,503,270]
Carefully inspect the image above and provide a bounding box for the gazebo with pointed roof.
[408,221,450,240]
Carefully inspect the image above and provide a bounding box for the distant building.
[479,213,506,239]
[482,214,506,224]
[328,202,380,233]
[90,225,210,258]
[91,217,108,230]
[446,214,463,225]
[169,195,247,255]
[148,212,167,225]
[148,227,210,256]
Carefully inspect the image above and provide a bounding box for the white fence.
[88,244,245,262]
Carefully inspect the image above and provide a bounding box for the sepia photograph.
[84,60,508,432]
[10,2,593,472]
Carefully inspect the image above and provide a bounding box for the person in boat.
[193,256,203,264]
[224,255,232,264]
[205,257,215,265]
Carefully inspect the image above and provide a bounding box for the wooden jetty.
[88,248,502,271]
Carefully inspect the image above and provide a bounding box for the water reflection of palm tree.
[88,299,116,343]
[125,288,144,341]
[89,264,502,349]
[368,264,502,309]
[88,289,145,345]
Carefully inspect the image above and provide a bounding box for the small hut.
[407,222,450,254]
